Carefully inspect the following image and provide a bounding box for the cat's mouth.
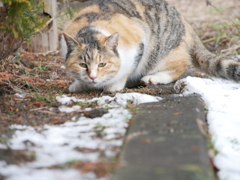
[90,80,98,85]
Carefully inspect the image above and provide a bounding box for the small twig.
[220,44,240,56]
[4,80,29,95]
[196,118,207,137]
[205,0,219,12]
[38,110,56,114]
[30,107,48,111]
[202,37,217,43]
[45,2,71,26]
[45,0,92,26]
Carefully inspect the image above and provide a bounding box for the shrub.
[0,0,48,60]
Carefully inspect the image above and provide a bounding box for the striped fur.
[61,0,240,92]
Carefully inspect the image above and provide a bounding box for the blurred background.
[167,0,240,56]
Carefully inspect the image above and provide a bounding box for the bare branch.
[46,0,91,26]
[45,1,71,26]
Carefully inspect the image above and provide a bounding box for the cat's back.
[64,0,142,28]
[74,0,174,20]
[64,0,184,35]
[64,0,157,48]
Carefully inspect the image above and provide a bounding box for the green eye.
[98,63,106,67]
[79,63,87,68]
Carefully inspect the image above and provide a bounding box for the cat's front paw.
[104,86,123,93]
[69,80,83,92]
[104,84,124,92]
[141,75,160,85]
[141,73,172,85]
[104,77,127,92]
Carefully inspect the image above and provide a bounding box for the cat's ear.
[62,33,81,51]
[105,33,119,52]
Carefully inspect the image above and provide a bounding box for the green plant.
[210,18,240,45]
[94,123,104,130]
[36,63,48,71]
[0,0,48,60]
[0,0,47,40]
[66,159,79,166]
[32,93,55,104]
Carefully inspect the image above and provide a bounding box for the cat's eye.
[98,63,106,67]
[79,63,87,68]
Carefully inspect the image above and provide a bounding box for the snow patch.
[14,93,26,98]
[58,105,81,113]
[175,77,240,180]
[1,92,161,180]
[0,161,105,180]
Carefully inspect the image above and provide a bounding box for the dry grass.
[168,0,240,56]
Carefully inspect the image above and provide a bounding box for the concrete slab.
[113,96,214,180]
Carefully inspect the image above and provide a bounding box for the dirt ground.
[0,0,239,179]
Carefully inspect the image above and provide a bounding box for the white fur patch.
[104,81,126,92]
[94,27,111,36]
[101,46,139,87]
[141,71,173,85]
[69,80,83,92]
[89,70,97,79]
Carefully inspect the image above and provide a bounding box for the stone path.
[113,90,214,180]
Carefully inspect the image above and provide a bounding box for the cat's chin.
[88,81,101,87]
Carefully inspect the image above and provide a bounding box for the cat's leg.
[69,80,85,92]
[104,76,128,92]
[141,44,190,85]
[141,68,188,85]
[141,62,189,85]
[141,71,176,85]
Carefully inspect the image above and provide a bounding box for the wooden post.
[25,0,58,53]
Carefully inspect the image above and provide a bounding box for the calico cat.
[61,0,240,92]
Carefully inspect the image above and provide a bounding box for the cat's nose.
[89,76,96,80]
[89,71,97,80]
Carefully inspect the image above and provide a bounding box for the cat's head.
[62,31,120,87]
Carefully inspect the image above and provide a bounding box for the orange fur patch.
[157,41,191,81]
[91,13,143,47]
[76,4,100,16]
[65,53,81,73]
[154,16,196,81]
[63,4,100,36]
[181,16,194,47]
[64,4,144,48]
[64,18,89,37]
[134,3,146,20]
[98,55,120,75]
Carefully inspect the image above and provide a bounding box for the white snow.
[58,105,81,113]
[0,92,161,180]
[0,161,104,180]
[174,77,240,180]
[3,76,240,180]
[14,93,26,98]
[56,93,162,108]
